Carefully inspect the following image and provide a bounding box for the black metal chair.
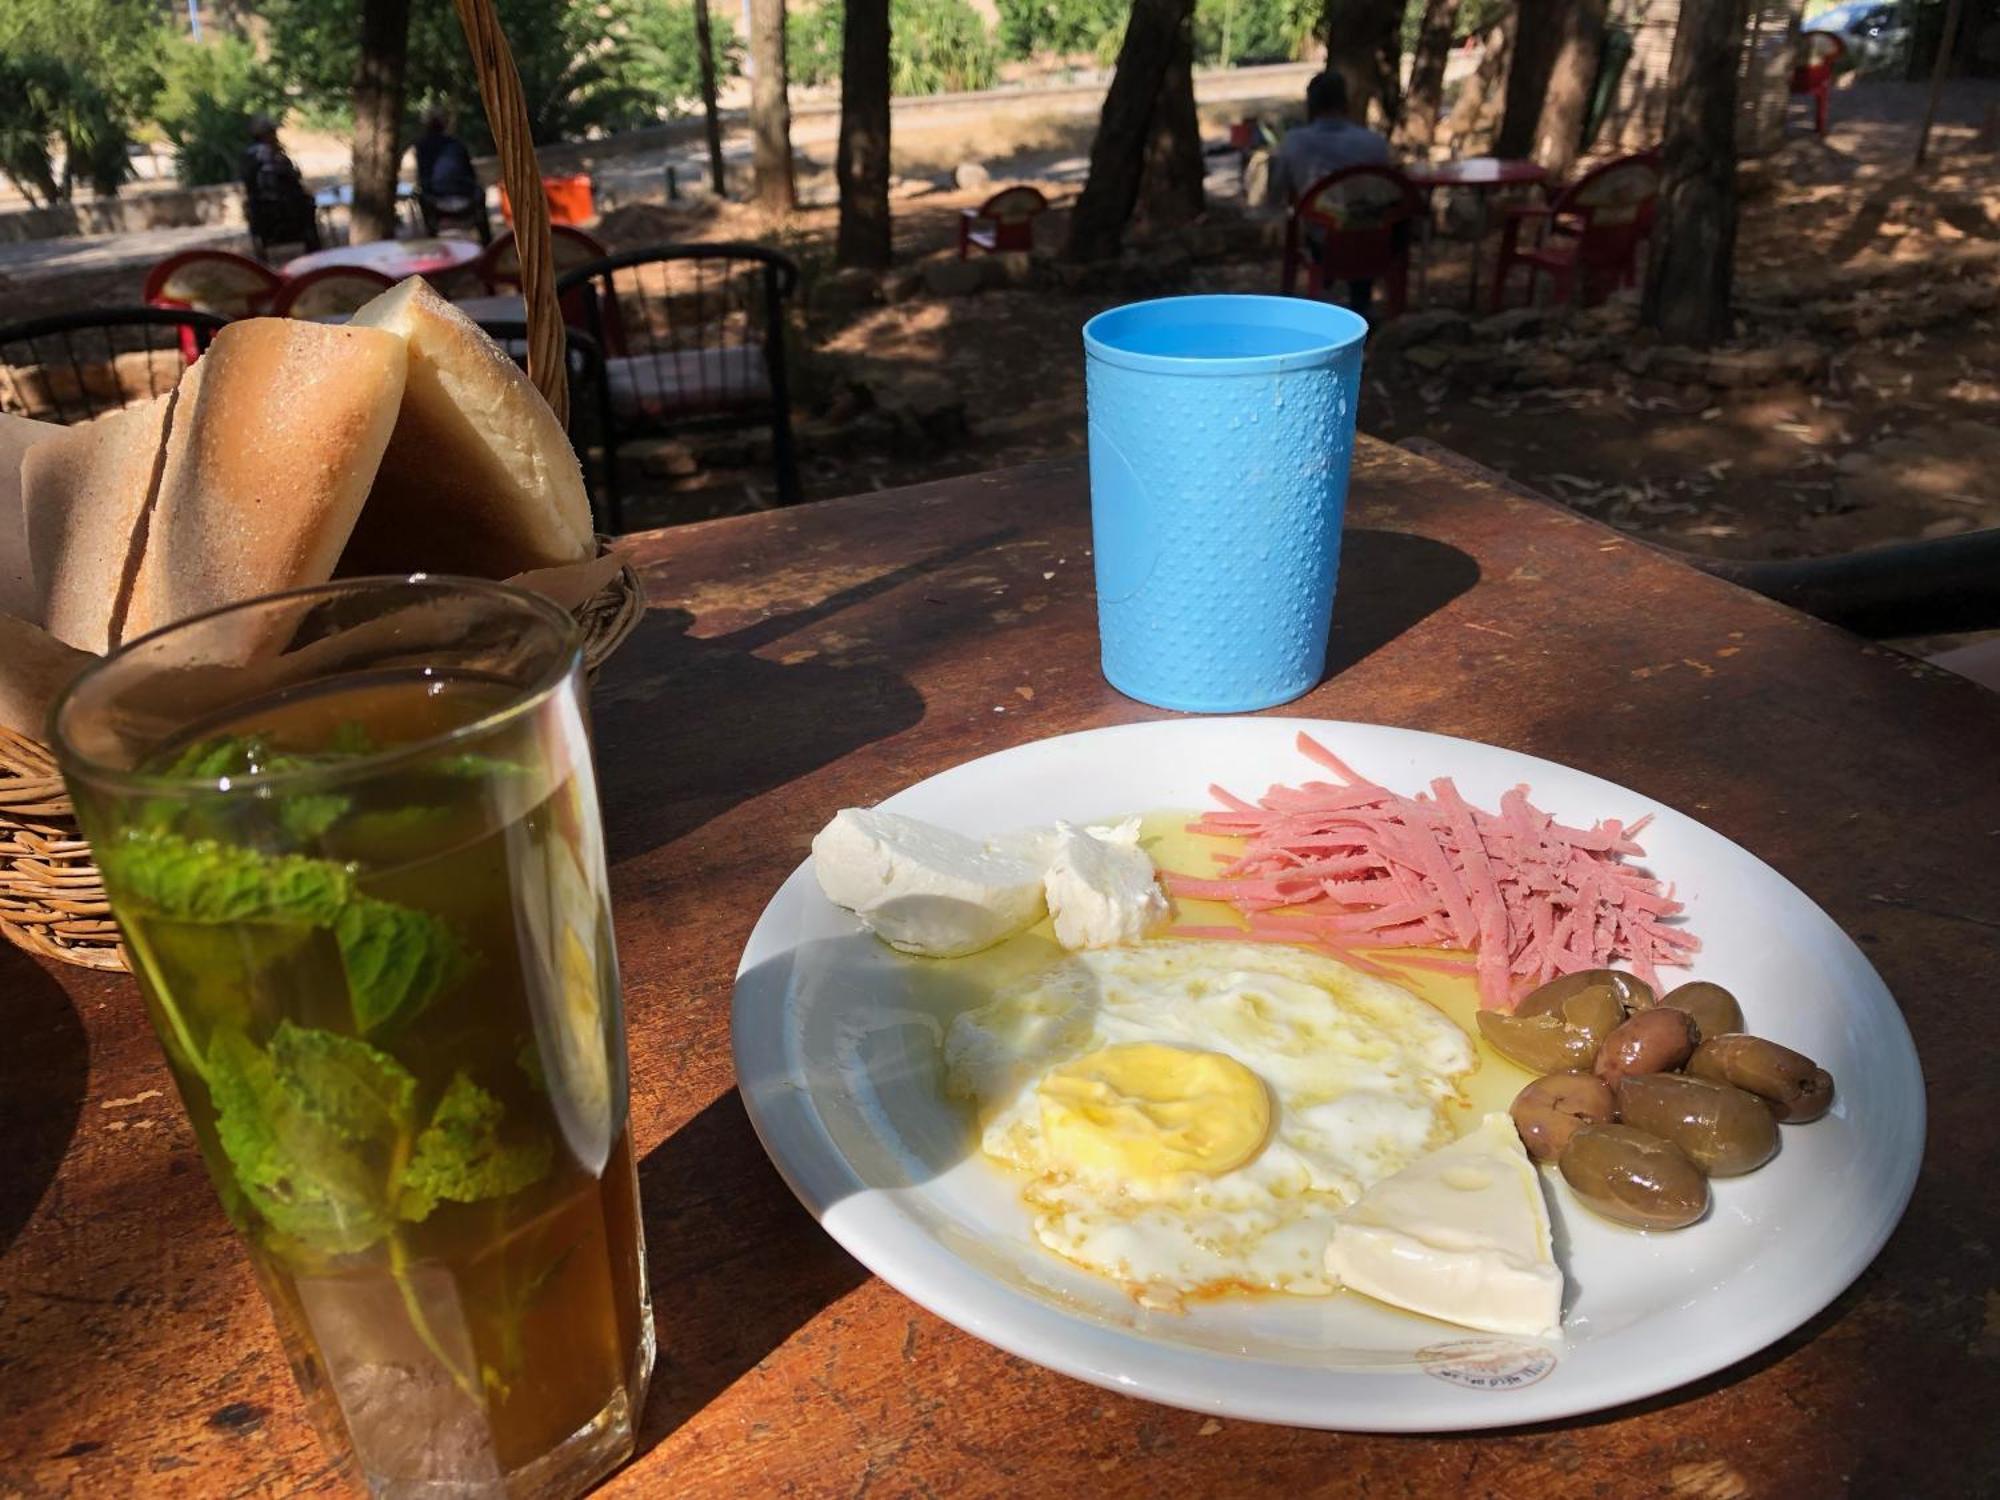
[473,319,610,531]
[556,242,801,531]
[0,308,229,425]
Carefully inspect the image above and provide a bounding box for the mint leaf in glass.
[101,830,353,926]
[398,1072,552,1222]
[207,1027,406,1256]
[335,898,469,1037]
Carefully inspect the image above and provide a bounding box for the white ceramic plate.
[729,719,1924,1431]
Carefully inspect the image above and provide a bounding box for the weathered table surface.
[5,442,1997,1497]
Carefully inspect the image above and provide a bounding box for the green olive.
[1657,981,1745,1039]
[1478,987,1626,1074]
[1510,1072,1618,1164]
[1593,1007,1700,1088]
[1688,1034,1835,1123]
[1558,1123,1710,1230]
[1616,1073,1779,1176]
[1517,969,1654,1018]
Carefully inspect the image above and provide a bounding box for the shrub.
[1194,0,1318,66]
[789,0,999,96]
[995,0,1128,62]
[627,0,745,118]
[154,37,287,188]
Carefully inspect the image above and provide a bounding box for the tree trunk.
[1495,0,1565,159]
[1442,13,1515,152]
[1137,4,1205,231]
[1642,0,1740,345]
[1533,0,1608,180]
[1397,0,1462,154]
[1322,0,1404,130]
[836,0,892,268]
[693,0,727,195]
[352,0,413,244]
[1065,0,1195,262]
[748,0,795,213]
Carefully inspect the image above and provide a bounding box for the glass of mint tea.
[52,577,653,1499]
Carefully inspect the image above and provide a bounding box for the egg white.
[942,941,1476,1306]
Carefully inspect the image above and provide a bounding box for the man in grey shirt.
[1267,72,1394,312]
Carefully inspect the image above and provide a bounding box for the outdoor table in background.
[1405,157,1549,310]
[3,441,1995,1495]
[280,235,484,283]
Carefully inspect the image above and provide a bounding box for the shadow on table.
[591,528,1020,865]
[632,1087,870,1452]
[0,943,89,1255]
[1322,529,1482,682]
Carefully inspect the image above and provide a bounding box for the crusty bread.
[21,395,176,652]
[1,411,60,623]
[120,320,407,644]
[340,278,595,579]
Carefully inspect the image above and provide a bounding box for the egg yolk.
[1036,1042,1271,1179]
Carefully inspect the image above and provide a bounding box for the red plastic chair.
[476,225,615,344]
[1790,31,1846,137]
[1281,165,1423,318]
[270,265,397,321]
[142,249,281,360]
[1492,151,1661,311]
[957,186,1048,260]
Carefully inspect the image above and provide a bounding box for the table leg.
[1468,191,1490,313]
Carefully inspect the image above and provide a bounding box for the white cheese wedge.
[1326,1112,1563,1337]
[811,808,1048,958]
[1042,819,1169,951]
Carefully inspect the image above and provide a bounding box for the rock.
[883,267,926,304]
[811,265,883,320]
[1701,341,1828,388]
[1477,305,1552,342]
[632,438,700,478]
[1402,344,1454,372]
[952,160,991,191]
[887,175,936,201]
[1499,350,1574,388]
[984,250,1039,289]
[921,258,986,297]
[1375,307,1471,352]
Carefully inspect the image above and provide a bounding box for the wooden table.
[4,442,1996,1496]
[281,236,485,283]
[1404,158,1549,310]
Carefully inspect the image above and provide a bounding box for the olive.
[1688,1034,1835,1123]
[1558,1123,1710,1230]
[1657,981,1745,1039]
[1510,1073,1618,1164]
[1478,986,1626,1074]
[1517,969,1654,1018]
[1593,1007,1700,1088]
[1617,1073,1779,1176]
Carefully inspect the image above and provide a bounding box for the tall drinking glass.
[51,577,653,1499]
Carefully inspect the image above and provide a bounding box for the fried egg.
[942,941,1476,1307]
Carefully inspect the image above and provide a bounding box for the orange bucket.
[499,173,595,227]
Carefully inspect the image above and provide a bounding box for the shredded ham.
[1167,733,1698,1010]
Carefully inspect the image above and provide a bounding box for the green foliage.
[627,0,743,118]
[155,37,288,188]
[1194,0,1318,65]
[262,0,654,148]
[994,0,1127,63]
[790,0,999,95]
[0,0,165,201]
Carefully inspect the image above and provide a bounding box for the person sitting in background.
[413,108,491,243]
[240,115,322,257]
[1267,72,1396,314]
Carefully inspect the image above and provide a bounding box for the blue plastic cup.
[1083,294,1368,713]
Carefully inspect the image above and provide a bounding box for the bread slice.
[121,319,407,644]
[1,411,61,623]
[21,394,176,653]
[340,278,595,579]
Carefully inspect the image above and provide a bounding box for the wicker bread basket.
[0,0,643,970]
